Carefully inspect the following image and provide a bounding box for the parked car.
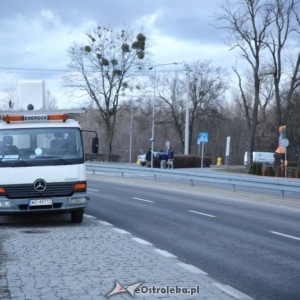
[137,151,159,166]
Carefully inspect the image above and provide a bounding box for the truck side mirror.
[92,137,99,154]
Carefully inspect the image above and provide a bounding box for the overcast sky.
[0,0,236,108]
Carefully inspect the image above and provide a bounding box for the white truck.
[0,107,98,223]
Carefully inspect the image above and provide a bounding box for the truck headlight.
[69,197,87,204]
[0,201,11,207]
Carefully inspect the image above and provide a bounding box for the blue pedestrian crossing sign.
[199,132,209,143]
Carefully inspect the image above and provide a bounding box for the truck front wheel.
[71,209,84,223]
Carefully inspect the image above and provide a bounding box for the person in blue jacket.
[167,147,174,169]
[146,148,153,167]
[159,149,168,169]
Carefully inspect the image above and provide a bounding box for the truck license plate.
[29,199,52,206]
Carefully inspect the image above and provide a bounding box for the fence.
[86,163,300,199]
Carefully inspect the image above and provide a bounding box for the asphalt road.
[86,175,300,300]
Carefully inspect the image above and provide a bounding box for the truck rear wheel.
[71,209,84,223]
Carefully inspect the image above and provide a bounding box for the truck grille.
[3,182,76,199]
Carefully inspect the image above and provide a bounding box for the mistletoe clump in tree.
[64,26,146,155]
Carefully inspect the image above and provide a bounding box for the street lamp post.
[129,99,133,163]
[116,93,133,163]
[119,94,145,163]
[184,70,190,155]
[148,62,178,168]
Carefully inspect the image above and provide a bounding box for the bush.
[291,168,296,178]
[249,163,256,175]
[249,163,262,175]
[267,166,275,176]
[153,157,160,168]
[263,166,275,176]
[288,161,298,168]
[277,165,285,177]
[256,163,262,176]
[87,153,121,162]
[170,155,212,168]
[151,155,212,169]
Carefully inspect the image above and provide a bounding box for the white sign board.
[226,136,231,156]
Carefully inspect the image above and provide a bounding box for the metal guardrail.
[86,163,300,199]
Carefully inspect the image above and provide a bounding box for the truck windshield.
[0,127,84,166]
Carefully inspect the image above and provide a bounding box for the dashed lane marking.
[132,197,154,203]
[187,210,216,218]
[270,231,300,241]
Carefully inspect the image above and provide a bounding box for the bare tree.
[45,90,58,110]
[265,0,300,127]
[0,87,16,110]
[63,26,147,155]
[187,61,227,153]
[156,61,227,153]
[0,87,58,111]
[218,0,274,165]
[154,72,186,152]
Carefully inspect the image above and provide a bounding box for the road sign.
[199,132,209,143]
[281,138,289,147]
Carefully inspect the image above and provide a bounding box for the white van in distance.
[244,152,275,166]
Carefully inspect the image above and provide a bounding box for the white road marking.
[132,238,153,246]
[132,197,154,203]
[177,263,208,275]
[98,221,113,226]
[187,210,216,218]
[270,231,300,241]
[113,228,131,234]
[87,188,99,191]
[154,249,177,258]
[213,283,253,299]
[84,214,96,219]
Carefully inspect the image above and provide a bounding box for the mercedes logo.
[33,179,47,192]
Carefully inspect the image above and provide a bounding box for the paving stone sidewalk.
[0,214,252,300]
